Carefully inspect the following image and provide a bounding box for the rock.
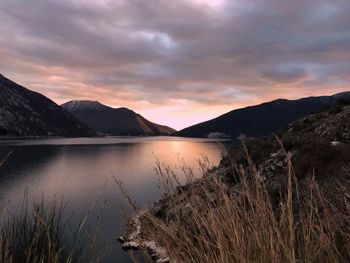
[119,211,170,263]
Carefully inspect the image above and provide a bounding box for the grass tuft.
[0,195,101,263]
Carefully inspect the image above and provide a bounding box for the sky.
[0,0,350,130]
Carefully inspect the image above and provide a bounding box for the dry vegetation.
[0,197,101,263]
[125,141,350,263]
[0,151,103,263]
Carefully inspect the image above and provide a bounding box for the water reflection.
[0,137,229,262]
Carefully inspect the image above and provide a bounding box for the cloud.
[261,66,310,83]
[0,0,350,129]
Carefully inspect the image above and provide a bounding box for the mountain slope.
[175,92,350,138]
[62,100,176,136]
[0,74,93,137]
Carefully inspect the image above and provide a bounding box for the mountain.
[175,92,350,138]
[61,100,176,136]
[0,74,93,137]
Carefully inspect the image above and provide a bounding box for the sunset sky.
[0,0,349,130]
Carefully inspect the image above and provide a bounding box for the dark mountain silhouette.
[62,100,176,136]
[0,74,93,137]
[175,92,350,138]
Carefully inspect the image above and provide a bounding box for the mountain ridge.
[0,75,93,137]
[62,100,176,136]
[175,92,350,138]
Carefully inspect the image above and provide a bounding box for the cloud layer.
[1,0,350,129]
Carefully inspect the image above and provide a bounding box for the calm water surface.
[0,136,230,262]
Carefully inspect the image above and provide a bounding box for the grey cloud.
[0,0,350,108]
[262,66,309,83]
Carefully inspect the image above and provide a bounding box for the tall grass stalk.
[128,146,350,263]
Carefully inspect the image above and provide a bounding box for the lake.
[0,136,230,262]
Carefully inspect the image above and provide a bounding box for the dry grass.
[0,152,102,263]
[129,143,350,263]
[0,196,102,263]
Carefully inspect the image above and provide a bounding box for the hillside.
[0,75,93,137]
[62,100,176,136]
[175,92,350,138]
[284,102,350,142]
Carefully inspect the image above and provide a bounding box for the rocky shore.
[118,210,170,263]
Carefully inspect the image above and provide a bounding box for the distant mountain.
[175,92,350,138]
[62,100,176,136]
[0,74,93,137]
